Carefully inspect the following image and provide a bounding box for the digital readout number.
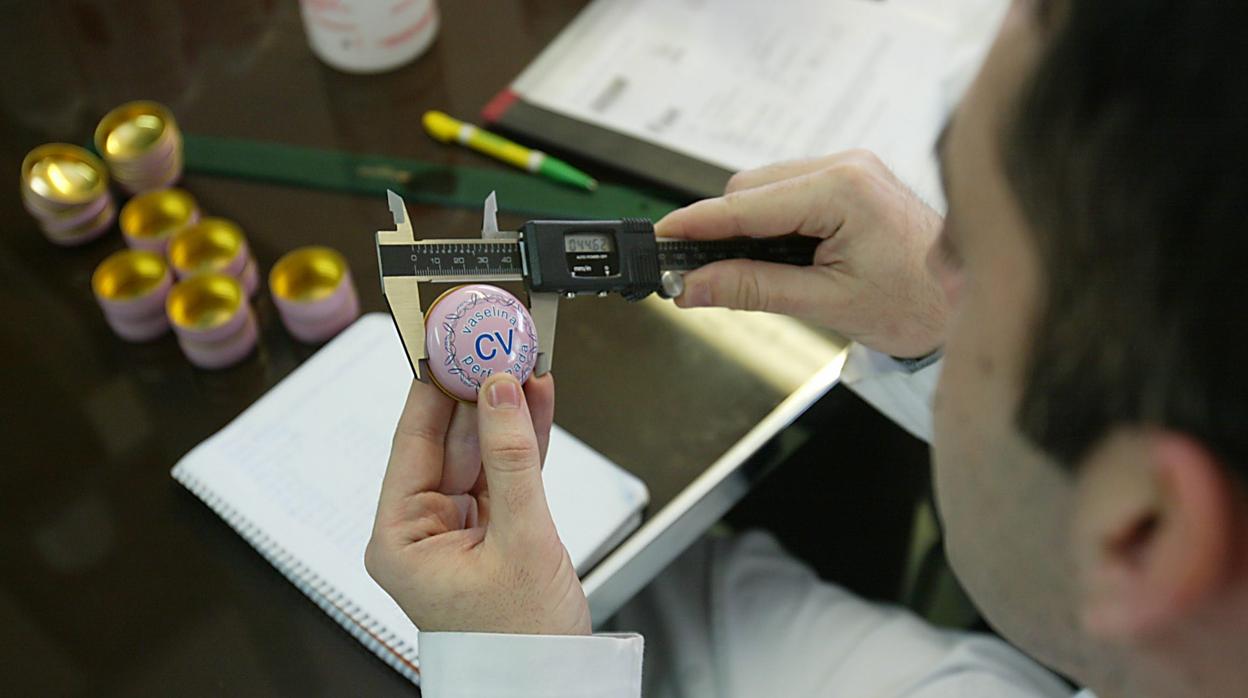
[564,233,615,253]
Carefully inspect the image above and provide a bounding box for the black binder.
[482,86,733,201]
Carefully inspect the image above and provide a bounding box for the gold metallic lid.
[92,249,168,301]
[169,218,246,274]
[119,188,198,241]
[166,273,244,330]
[270,246,348,302]
[21,144,109,205]
[94,100,178,161]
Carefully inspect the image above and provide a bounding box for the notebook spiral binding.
[173,464,422,685]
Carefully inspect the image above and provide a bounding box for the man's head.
[929,1,1248,694]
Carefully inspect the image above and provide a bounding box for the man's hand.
[656,150,948,358]
[365,373,590,636]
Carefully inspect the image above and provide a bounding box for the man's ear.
[1072,429,1240,640]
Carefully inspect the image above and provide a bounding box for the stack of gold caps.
[270,246,360,343]
[168,218,260,296]
[166,274,258,370]
[92,249,174,342]
[94,101,183,194]
[20,144,116,246]
[119,188,200,254]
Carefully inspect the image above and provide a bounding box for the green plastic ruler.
[179,134,683,221]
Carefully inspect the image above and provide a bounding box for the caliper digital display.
[564,231,619,278]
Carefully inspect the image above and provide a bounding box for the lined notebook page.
[172,313,648,671]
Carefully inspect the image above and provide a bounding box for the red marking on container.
[380,5,435,48]
[390,0,421,16]
[302,0,348,13]
[310,15,356,32]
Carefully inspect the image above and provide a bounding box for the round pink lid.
[424,284,538,402]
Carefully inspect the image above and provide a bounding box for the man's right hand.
[655,150,948,359]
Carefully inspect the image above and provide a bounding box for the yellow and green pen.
[422,110,598,192]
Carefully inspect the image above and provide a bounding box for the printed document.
[514,0,1006,207]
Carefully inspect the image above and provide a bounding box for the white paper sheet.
[514,0,1006,207]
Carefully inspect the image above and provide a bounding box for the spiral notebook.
[171,313,649,685]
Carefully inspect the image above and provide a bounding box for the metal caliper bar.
[375,236,823,279]
[655,237,820,272]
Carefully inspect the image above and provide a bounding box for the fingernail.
[487,378,522,409]
[680,283,711,308]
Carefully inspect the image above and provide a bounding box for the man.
[365,1,1248,695]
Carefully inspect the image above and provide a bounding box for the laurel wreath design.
[439,291,539,391]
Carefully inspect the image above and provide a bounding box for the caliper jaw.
[528,290,559,376]
[377,191,431,381]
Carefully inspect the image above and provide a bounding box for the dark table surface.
[0,1,847,694]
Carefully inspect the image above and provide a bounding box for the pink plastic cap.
[176,309,258,370]
[239,255,260,297]
[424,284,538,402]
[166,274,250,344]
[92,249,173,320]
[103,308,170,343]
[279,284,360,344]
[269,246,355,324]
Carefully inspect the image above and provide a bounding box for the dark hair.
[1005,1,1248,474]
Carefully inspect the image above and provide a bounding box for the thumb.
[478,373,555,542]
[676,258,828,317]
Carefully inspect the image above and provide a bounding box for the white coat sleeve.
[611,531,1077,698]
[840,342,942,443]
[418,631,644,697]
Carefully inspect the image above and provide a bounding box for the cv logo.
[475,329,515,361]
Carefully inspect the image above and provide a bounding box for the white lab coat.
[417,345,1094,697]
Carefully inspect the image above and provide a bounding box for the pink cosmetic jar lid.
[175,311,259,370]
[91,249,173,342]
[167,217,259,296]
[41,197,117,248]
[269,246,360,343]
[119,187,199,254]
[423,284,538,402]
[168,218,250,278]
[166,273,252,345]
[165,273,257,368]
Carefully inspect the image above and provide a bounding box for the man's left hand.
[365,373,591,636]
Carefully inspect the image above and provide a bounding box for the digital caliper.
[375,191,819,380]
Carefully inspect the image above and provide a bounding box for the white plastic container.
[299,0,439,74]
